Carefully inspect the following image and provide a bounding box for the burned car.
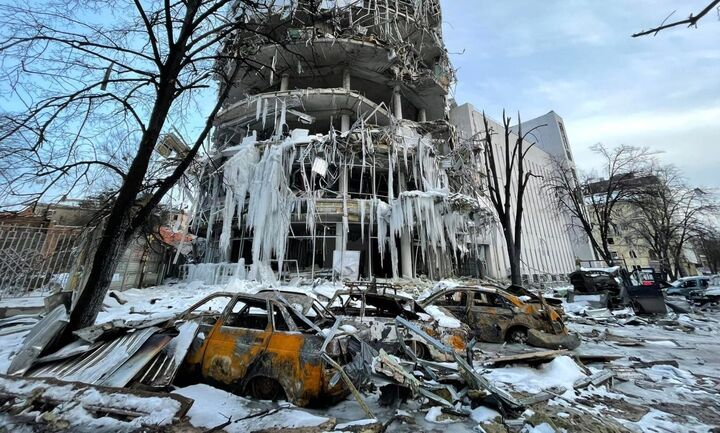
[177,292,359,407]
[324,288,470,362]
[418,286,576,348]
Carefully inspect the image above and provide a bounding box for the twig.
[632,0,720,37]
[202,408,282,433]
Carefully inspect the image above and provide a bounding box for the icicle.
[279,98,287,132]
[359,200,365,242]
[262,98,268,129]
[270,49,277,86]
[219,133,260,257]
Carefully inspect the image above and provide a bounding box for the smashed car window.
[474,293,507,308]
[438,291,468,307]
[272,304,291,331]
[183,294,234,324]
[224,298,270,330]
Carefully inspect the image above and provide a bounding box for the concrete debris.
[4,277,720,433]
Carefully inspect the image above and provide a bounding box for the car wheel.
[406,340,429,360]
[247,376,285,401]
[507,327,528,344]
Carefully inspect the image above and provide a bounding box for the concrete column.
[339,112,350,196]
[280,74,290,91]
[342,68,351,90]
[418,108,427,122]
[341,114,351,132]
[393,85,403,119]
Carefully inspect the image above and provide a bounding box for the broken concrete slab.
[482,349,568,366]
[527,329,581,350]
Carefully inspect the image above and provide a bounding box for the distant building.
[0,199,180,293]
[583,175,705,277]
[450,104,593,283]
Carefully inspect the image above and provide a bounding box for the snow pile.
[521,423,556,433]
[0,376,180,432]
[645,364,697,386]
[470,406,501,424]
[483,356,586,394]
[174,384,333,432]
[425,406,457,423]
[173,384,255,430]
[424,305,462,328]
[96,280,263,324]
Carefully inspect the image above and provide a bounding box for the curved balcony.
[216,88,393,138]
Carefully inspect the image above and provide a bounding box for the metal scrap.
[7,304,68,376]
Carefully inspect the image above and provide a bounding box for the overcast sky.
[441,0,720,189]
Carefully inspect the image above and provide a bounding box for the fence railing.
[0,223,82,296]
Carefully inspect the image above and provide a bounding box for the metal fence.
[0,223,82,296]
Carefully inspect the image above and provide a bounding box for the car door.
[201,297,273,385]
[467,292,515,342]
[181,293,235,368]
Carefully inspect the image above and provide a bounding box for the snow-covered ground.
[1,279,719,432]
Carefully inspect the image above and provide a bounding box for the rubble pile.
[0,279,719,432]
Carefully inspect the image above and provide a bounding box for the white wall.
[450,103,586,282]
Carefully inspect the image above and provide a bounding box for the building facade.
[450,104,592,283]
[191,0,496,282]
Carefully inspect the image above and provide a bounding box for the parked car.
[666,276,710,296]
[324,288,470,362]
[177,291,358,407]
[418,286,568,344]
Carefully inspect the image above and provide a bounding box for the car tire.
[247,376,285,401]
[406,340,429,360]
[506,327,528,344]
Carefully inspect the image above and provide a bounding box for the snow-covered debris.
[470,406,501,424]
[424,305,462,328]
[0,375,189,432]
[174,384,336,432]
[483,356,586,394]
[172,384,256,430]
[425,406,457,423]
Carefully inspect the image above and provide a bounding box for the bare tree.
[545,143,654,266]
[633,0,720,37]
[480,112,543,286]
[623,166,718,279]
[0,1,286,333]
[697,228,720,273]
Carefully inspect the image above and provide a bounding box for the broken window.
[474,293,507,308]
[272,304,291,331]
[437,291,468,307]
[182,294,234,325]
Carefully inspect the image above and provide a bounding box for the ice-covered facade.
[190,0,495,282]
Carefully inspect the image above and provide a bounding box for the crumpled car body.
[419,286,567,344]
[325,289,469,362]
[178,292,356,407]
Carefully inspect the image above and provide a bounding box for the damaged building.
[187,0,590,283]
[190,0,496,282]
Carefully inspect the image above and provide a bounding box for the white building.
[450,103,592,283]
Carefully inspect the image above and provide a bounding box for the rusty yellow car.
[418,286,571,346]
[177,291,359,407]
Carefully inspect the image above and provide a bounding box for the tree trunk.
[502,216,522,285]
[66,76,179,331]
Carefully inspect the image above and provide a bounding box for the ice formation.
[204,100,495,281]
